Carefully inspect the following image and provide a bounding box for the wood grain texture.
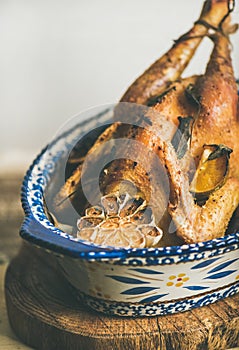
[5,244,239,350]
[0,263,32,350]
[0,172,32,349]
[0,174,24,263]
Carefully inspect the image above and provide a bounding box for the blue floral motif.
[106,275,149,284]
[140,294,168,303]
[77,283,239,316]
[207,258,239,274]
[74,282,239,317]
[204,270,237,280]
[192,257,220,270]
[129,268,164,275]
[121,287,157,295]
[183,286,209,291]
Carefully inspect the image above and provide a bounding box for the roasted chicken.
[52,0,239,248]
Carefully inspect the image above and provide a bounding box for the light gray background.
[1,0,238,171]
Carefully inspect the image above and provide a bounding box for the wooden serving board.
[5,244,239,350]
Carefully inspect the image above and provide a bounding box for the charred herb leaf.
[171,116,194,159]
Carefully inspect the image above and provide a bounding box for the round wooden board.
[4,244,239,350]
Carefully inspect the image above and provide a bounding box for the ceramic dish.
[20,105,239,317]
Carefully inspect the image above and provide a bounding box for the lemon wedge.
[190,144,232,201]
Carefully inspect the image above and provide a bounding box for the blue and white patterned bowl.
[20,105,239,317]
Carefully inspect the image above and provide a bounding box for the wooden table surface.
[0,173,238,350]
[0,173,31,349]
